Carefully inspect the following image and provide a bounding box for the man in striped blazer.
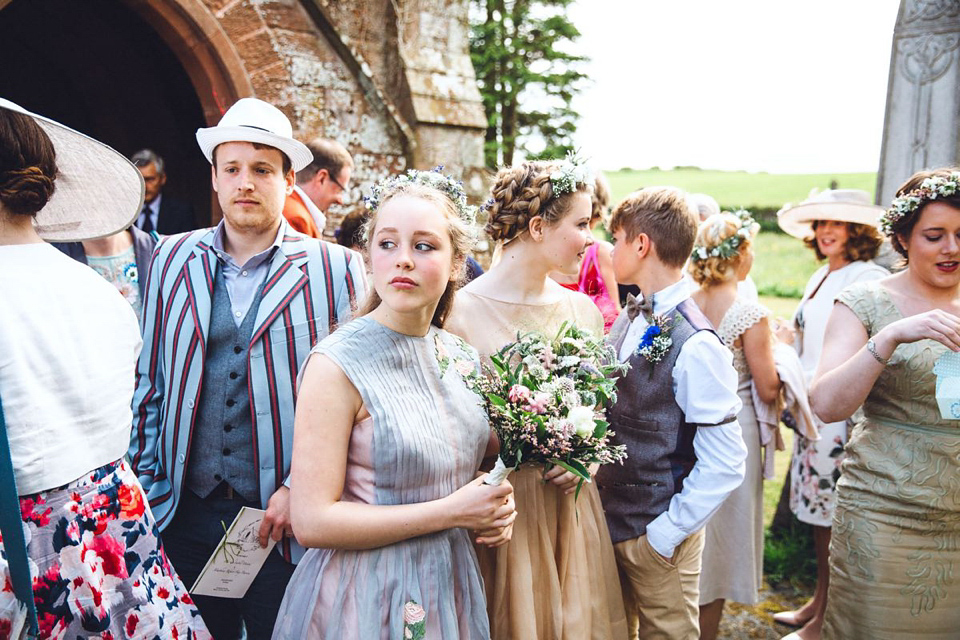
[129,98,366,639]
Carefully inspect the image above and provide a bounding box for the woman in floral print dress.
[0,99,209,639]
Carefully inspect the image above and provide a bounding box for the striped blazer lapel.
[250,246,309,346]
[183,235,216,344]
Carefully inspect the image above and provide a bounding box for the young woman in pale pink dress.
[273,175,515,640]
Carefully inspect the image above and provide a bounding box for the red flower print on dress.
[18,496,52,527]
[116,484,145,520]
[87,535,129,579]
[37,611,68,639]
[125,612,139,637]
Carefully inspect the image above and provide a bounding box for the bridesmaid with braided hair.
[446,158,628,640]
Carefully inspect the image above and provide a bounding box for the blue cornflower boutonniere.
[636,314,673,364]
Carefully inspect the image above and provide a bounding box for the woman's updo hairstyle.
[886,167,960,260]
[689,212,758,287]
[485,161,591,243]
[0,108,58,217]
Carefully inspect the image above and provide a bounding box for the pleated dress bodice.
[272,316,492,640]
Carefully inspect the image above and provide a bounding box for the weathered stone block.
[254,0,314,34]
[233,29,280,74]
[217,1,265,43]
[201,0,233,14]
[249,61,291,98]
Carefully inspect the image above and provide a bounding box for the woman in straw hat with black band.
[0,99,210,639]
[772,189,888,640]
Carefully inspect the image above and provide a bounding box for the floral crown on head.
[480,151,594,214]
[691,209,759,263]
[549,150,594,197]
[363,166,478,226]
[880,171,960,237]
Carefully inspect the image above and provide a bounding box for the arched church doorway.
[0,0,249,226]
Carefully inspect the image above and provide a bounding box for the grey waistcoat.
[186,268,264,501]
[596,299,717,544]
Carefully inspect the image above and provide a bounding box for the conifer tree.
[470,0,587,168]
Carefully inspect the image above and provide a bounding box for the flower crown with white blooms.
[549,150,594,197]
[691,209,759,262]
[880,171,960,237]
[364,166,478,226]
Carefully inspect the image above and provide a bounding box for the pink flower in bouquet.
[554,418,575,441]
[524,392,551,415]
[404,601,426,624]
[540,344,556,369]
[508,384,532,404]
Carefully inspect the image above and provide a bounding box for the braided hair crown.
[485,160,590,242]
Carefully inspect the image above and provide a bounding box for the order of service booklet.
[190,507,278,598]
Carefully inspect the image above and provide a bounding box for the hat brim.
[777,201,884,240]
[0,98,143,242]
[196,125,313,173]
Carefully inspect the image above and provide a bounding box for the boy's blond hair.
[610,187,698,268]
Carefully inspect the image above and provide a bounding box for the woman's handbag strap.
[0,393,39,637]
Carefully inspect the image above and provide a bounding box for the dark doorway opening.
[0,0,212,226]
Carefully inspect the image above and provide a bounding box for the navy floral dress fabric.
[0,459,210,640]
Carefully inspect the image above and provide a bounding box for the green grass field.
[603,167,876,210]
[753,232,821,299]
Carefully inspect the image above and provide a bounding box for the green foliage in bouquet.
[470,321,628,498]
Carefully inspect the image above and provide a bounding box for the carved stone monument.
[877,0,960,205]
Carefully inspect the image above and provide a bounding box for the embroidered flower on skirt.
[403,600,426,640]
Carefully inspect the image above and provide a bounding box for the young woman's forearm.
[292,496,455,550]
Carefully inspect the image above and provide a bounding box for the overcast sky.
[566,0,903,173]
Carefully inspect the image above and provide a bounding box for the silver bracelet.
[866,338,890,366]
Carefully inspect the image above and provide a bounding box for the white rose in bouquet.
[568,405,596,438]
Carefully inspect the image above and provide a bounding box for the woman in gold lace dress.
[811,167,960,639]
[446,160,628,640]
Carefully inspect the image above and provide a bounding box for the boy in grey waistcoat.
[596,187,747,640]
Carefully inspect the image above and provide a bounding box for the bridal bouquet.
[471,322,628,497]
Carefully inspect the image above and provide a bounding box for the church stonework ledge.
[878,0,960,205]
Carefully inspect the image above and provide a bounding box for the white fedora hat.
[0,97,143,242]
[777,189,884,239]
[195,98,313,173]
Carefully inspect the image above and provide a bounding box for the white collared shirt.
[294,185,326,232]
[211,219,286,326]
[618,278,747,558]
